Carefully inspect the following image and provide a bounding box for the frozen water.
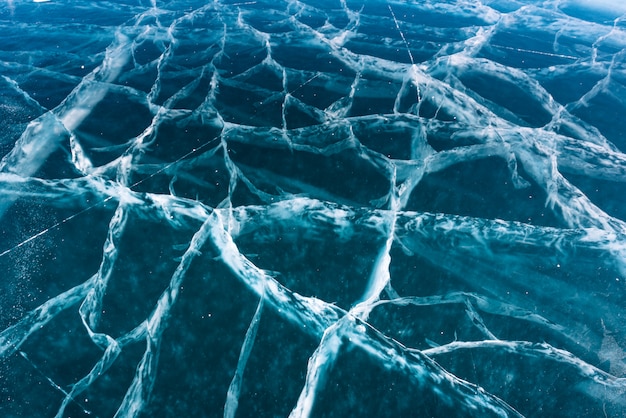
[1,0,626,417]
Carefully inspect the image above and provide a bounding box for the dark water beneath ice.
[1,0,626,417]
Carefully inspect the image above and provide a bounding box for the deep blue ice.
[1,0,626,416]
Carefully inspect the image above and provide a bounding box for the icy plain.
[1,0,626,416]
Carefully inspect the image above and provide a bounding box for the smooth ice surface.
[1,0,626,417]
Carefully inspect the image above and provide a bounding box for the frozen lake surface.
[1,0,626,416]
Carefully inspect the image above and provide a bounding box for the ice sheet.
[1,0,625,416]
